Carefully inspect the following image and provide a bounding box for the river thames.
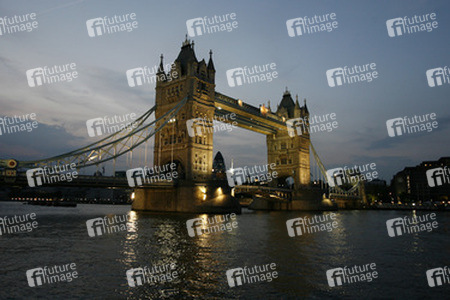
[0,202,448,299]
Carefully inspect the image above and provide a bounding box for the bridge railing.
[234,185,292,192]
[215,92,284,125]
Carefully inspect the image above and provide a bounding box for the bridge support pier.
[132,180,241,214]
[290,189,337,210]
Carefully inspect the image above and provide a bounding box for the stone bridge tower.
[154,38,216,182]
[267,89,310,189]
[134,39,239,213]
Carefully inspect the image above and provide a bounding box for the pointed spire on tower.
[279,88,295,117]
[182,34,191,47]
[176,36,198,76]
[283,86,291,96]
[207,49,215,71]
[157,54,165,74]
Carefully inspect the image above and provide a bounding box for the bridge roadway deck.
[233,185,293,193]
[234,185,293,202]
[0,174,175,188]
[1,174,295,198]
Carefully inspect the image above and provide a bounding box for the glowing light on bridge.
[200,186,207,201]
[260,104,269,115]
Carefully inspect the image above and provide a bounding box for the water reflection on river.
[0,202,448,299]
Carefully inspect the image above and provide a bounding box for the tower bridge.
[0,38,365,212]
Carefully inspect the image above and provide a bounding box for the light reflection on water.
[0,202,448,299]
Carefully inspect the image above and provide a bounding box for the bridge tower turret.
[154,37,216,182]
[267,88,310,189]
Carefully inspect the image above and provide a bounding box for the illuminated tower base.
[132,179,240,214]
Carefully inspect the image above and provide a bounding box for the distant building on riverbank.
[212,151,226,180]
[391,157,450,203]
[365,179,389,203]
